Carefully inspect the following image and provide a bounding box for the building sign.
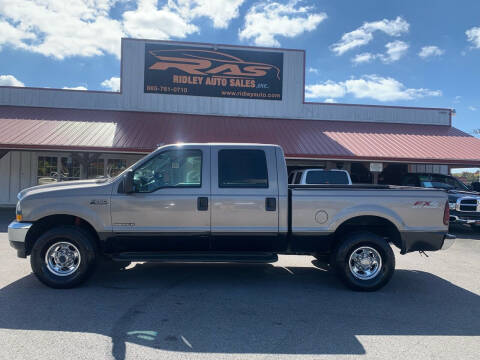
[144,43,283,100]
[369,162,383,173]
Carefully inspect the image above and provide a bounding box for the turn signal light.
[16,214,23,222]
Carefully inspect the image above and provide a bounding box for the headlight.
[449,202,456,210]
[16,201,22,222]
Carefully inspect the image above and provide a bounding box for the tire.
[331,232,395,291]
[30,225,97,288]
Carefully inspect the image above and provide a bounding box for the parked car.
[289,169,352,185]
[8,143,454,291]
[399,173,480,230]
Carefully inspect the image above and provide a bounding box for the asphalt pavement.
[0,207,479,360]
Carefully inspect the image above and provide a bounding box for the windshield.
[305,170,349,184]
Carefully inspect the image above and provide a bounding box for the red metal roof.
[1,105,479,165]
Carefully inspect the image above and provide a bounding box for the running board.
[111,251,278,263]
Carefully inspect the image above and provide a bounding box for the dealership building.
[1,38,480,206]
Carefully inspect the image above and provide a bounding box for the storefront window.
[87,159,105,178]
[107,159,127,177]
[61,157,80,180]
[37,156,58,184]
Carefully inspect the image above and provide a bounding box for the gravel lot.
[0,207,479,360]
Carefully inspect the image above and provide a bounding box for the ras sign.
[144,43,283,100]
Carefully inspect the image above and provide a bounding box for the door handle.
[197,197,208,211]
[265,197,276,211]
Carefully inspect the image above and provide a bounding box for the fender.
[327,204,405,233]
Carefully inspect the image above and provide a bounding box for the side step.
[111,251,278,264]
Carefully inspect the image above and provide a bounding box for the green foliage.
[452,170,480,184]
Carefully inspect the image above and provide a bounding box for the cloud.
[305,75,442,102]
[380,40,408,62]
[0,0,245,60]
[101,76,121,92]
[352,52,375,64]
[419,45,445,58]
[122,0,198,40]
[0,0,124,59]
[305,80,347,99]
[0,74,24,87]
[466,27,480,48]
[331,16,409,55]
[239,1,327,47]
[171,0,245,29]
[324,98,336,103]
[351,41,408,64]
[308,67,319,74]
[62,86,88,90]
[469,106,477,111]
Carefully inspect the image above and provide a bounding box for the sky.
[0,0,479,136]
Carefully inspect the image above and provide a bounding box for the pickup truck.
[8,143,454,291]
[400,173,480,230]
[289,169,352,185]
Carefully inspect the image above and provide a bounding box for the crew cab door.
[110,145,210,251]
[210,145,279,251]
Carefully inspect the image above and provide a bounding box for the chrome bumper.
[449,215,480,225]
[8,222,32,258]
[441,233,456,250]
[8,221,32,243]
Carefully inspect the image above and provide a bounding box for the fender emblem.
[412,201,439,209]
[90,199,108,205]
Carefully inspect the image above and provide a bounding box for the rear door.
[210,145,279,251]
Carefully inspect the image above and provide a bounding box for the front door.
[110,145,210,252]
[210,146,279,251]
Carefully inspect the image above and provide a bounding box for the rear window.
[305,171,349,184]
[218,149,268,188]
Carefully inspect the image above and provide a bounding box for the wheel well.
[25,214,100,256]
[332,216,402,251]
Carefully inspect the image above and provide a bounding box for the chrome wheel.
[348,246,382,280]
[45,241,81,276]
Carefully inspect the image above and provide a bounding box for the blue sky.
[0,0,479,135]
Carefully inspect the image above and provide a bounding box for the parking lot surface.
[0,207,479,360]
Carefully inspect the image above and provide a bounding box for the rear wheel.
[30,226,97,288]
[331,232,395,291]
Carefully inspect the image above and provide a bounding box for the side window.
[87,159,105,179]
[218,149,268,188]
[107,159,127,177]
[133,149,202,193]
[37,156,58,184]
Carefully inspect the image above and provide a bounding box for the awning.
[1,105,480,165]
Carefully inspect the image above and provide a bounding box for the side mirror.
[123,170,134,194]
[471,182,480,192]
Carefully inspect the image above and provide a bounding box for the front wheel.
[30,226,97,288]
[331,232,395,291]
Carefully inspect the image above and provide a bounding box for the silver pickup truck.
[8,143,454,291]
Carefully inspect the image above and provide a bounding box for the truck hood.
[448,190,480,203]
[18,178,112,200]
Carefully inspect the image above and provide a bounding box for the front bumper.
[7,221,33,258]
[449,210,480,225]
